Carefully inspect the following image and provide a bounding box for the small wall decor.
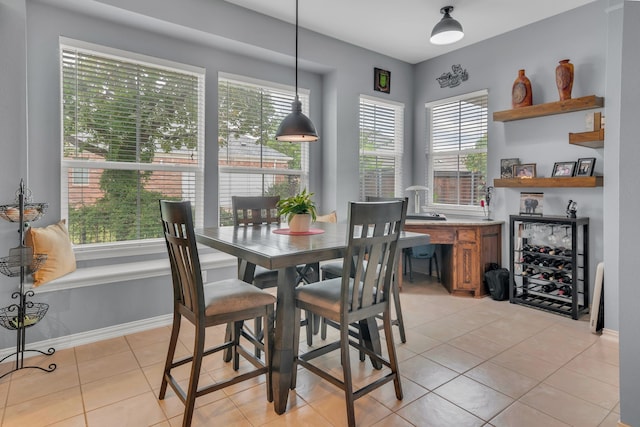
[552,161,577,177]
[575,157,596,176]
[436,64,468,88]
[513,163,536,178]
[520,192,544,216]
[500,158,520,179]
[374,68,391,93]
[555,59,574,101]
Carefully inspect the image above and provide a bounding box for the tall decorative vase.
[512,69,532,108]
[555,59,574,101]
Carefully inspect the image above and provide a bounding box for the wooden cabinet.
[404,220,503,298]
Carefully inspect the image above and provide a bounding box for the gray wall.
[414,2,606,321]
[1,0,639,424]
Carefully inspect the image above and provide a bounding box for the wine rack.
[509,215,589,319]
[0,179,56,378]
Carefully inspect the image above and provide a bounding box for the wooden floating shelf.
[493,95,604,122]
[569,128,604,148]
[494,176,604,188]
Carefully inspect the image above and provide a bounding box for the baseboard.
[618,421,631,427]
[0,314,173,361]
[603,328,619,340]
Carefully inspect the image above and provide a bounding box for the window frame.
[217,73,311,225]
[358,94,405,200]
[425,89,488,216]
[60,37,206,257]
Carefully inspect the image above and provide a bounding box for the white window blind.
[61,39,205,245]
[426,90,488,211]
[359,96,404,199]
[218,74,310,226]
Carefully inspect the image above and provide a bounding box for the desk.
[195,222,428,414]
[403,218,503,298]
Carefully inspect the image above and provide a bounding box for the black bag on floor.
[485,267,510,301]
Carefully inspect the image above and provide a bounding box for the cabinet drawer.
[456,229,477,242]
[423,228,455,244]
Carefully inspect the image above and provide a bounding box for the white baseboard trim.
[0,314,173,361]
[603,328,619,340]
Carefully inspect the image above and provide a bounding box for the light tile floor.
[0,273,620,426]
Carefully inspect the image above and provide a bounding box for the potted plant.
[277,188,317,232]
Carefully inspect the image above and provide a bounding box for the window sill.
[30,252,237,293]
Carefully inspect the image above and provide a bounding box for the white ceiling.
[224,0,597,64]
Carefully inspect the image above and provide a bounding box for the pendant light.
[275,0,319,142]
[430,6,464,45]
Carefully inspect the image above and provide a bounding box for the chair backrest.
[232,196,281,226]
[159,200,204,317]
[340,200,406,315]
[316,210,337,223]
[411,244,436,259]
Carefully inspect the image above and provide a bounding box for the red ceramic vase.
[512,69,532,108]
[556,59,574,101]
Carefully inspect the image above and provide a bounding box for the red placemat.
[272,228,325,236]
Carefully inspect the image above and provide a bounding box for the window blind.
[61,41,205,245]
[426,90,488,209]
[218,75,310,226]
[359,96,404,200]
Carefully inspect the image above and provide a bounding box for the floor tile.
[519,383,610,427]
[74,336,130,363]
[77,350,140,384]
[399,355,458,391]
[2,386,84,427]
[448,331,510,359]
[434,375,513,421]
[543,368,619,410]
[85,391,166,427]
[396,392,484,427]
[490,348,561,381]
[6,364,79,406]
[81,368,152,411]
[490,401,570,427]
[422,343,484,373]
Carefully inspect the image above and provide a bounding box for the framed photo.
[575,157,596,176]
[552,161,577,177]
[374,68,390,93]
[513,163,536,178]
[500,158,520,179]
[520,192,544,216]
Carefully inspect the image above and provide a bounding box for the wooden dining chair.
[159,200,276,427]
[292,200,406,426]
[320,196,409,345]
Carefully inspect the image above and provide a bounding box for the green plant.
[276,188,317,222]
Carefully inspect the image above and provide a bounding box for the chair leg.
[305,311,314,347]
[183,323,205,427]
[391,278,407,343]
[340,322,356,427]
[264,305,274,403]
[254,317,262,358]
[291,307,302,389]
[233,321,242,371]
[159,311,181,400]
[383,310,403,401]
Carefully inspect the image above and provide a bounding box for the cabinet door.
[452,229,479,293]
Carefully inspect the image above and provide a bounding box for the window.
[218,74,310,225]
[61,39,205,246]
[426,90,488,213]
[359,96,404,199]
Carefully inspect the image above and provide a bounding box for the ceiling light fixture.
[430,6,464,45]
[275,0,318,142]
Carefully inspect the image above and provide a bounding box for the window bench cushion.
[30,252,236,293]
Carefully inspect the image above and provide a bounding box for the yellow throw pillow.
[25,219,76,287]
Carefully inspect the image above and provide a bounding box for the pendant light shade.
[275,0,318,142]
[430,6,464,45]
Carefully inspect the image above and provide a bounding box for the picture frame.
[552,161,577,177]
[374,68,391,93]
[575,157,596,176]
[520,192,544,216]
[513,163,536,178]
[500,158,520,179]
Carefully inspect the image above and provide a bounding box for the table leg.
[358,317,383,370]
[271,266,297,414]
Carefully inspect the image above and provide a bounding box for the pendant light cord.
[295,0,299,99]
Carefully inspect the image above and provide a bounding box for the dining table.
[195,221,429,414]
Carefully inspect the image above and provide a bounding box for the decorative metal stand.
[0,179,55,378]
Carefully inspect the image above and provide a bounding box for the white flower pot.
[289,214,311,232]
